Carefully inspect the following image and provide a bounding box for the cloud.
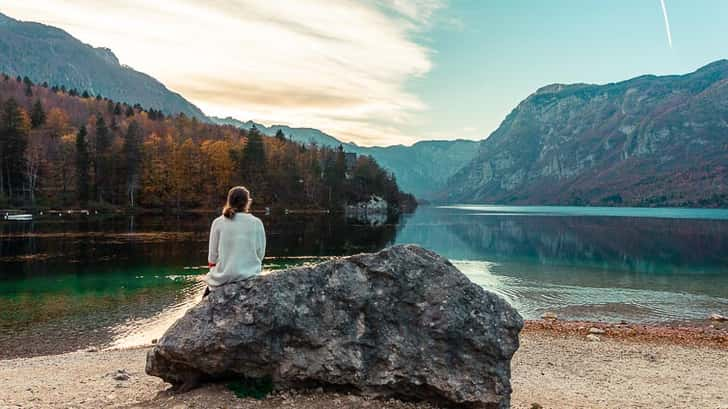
[2,0,444,146]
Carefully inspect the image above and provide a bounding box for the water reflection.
[2,206,728,358]
[396,206,728,323]
[0,212,402,357]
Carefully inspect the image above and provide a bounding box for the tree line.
[0,74,415,211]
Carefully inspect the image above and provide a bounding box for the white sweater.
[206,213,266,287]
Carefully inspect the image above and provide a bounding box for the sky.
[3,1,728,146]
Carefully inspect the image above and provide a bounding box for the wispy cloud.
[2,0,445,146]
[659,0,673,48]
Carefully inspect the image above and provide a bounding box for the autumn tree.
[123,120,143,207]
[200,140,234,205]
[140,133,172,207]
[171,138,201,209]
[57,134,76,203]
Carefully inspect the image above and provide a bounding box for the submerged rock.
[541,312,558,321]
[709,313,727,322]
[146,245,523,408]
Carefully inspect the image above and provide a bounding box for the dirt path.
[1,330,727,409]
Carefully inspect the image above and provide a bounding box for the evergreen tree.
[123,120,143,207]
[323,145,347,207]
[75,125,90,205]
[23,77,33,97]
[0,99,30,201]
[113,102,122,115]
[125,105,134,117]
[275,129,286,141]
[94,115,112,202]
[30,100,46,128]
[243,125,266,168]
[81,90,90,98]
[239,125,266,196]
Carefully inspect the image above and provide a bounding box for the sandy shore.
[1,321,727,409]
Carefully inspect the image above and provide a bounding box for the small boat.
[4,213,33,221]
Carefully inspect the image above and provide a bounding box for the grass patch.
[226,376,274,400]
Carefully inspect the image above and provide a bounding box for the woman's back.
[206,212,266,287]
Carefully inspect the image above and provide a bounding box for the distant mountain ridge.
[211,116,480,199]
[0,12,206,119]
[445,60,728,207]
[210,117,348,148]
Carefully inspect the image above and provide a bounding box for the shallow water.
[1,206,727,357]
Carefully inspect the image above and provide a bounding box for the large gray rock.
[146,245,523,408]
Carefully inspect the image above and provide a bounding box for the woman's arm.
[256,220,266,261]
[208,218,221,266]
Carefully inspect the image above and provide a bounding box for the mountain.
[445,60,728,207]
[211,117,346,148]
[352,140,480,200]
[0,12,206,119]
[211,116,480,199]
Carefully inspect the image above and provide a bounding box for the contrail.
[659,0,673,47]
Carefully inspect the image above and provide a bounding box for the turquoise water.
[441,205,728,220]
[1,206,727,357]
[395,205,728,323]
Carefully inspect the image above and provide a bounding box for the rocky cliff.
[445,60,728,207]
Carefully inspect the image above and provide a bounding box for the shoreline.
[523,318,728,349]
[2,318,726,361]
[1,320,727,408]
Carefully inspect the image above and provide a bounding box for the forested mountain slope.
[0,76,413,210]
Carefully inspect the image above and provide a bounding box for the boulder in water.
[146,245,523,408]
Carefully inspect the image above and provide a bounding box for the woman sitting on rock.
[205,186,266,297]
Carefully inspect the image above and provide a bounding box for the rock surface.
[146,245,523,408]
[709,313,728,322]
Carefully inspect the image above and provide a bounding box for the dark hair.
[222,186,252,219]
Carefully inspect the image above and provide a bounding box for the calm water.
[1,205,728,358]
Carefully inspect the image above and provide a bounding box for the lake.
[1,205,728,358]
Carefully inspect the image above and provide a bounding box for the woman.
[205,186,266,295]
